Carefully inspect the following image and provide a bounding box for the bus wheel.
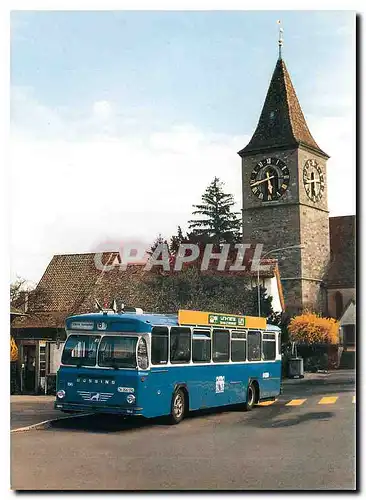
[169,389,185,424]
[243,382,256,411]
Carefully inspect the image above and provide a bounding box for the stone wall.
[327,288,355,318]
[241,146,330,314]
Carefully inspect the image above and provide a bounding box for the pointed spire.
[277,20,283,60]
[239,53,329,159]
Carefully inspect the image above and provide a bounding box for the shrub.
[288,312,339,345]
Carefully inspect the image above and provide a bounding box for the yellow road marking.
[353,396,356,404]
[318,396,338,405]
[258,400,276,406]
[286,399,306,406]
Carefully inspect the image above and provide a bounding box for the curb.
[11,412,95,433]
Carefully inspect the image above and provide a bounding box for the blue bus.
[55,308,281,424]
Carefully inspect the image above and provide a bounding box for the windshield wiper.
[74,361,95,368]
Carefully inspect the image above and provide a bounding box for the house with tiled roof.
[11,251,284,393]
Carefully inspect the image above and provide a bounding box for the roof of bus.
[66,312,281,331]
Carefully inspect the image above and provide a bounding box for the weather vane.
[277,20,284,59]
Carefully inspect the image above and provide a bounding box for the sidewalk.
[11,395,55,403]
[10,395,64,431]
[283,369,355,385]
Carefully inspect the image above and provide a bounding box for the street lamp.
[257,244,304,317]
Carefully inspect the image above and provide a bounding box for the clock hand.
[266,171,273,194]
[250,175,275,187]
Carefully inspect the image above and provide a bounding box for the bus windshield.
[98,336,138,369]
[61,334,100,367]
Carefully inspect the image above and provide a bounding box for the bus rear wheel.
[243,382,256,411]
[169,388,185,425]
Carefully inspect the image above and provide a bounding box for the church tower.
[239,28,330,314]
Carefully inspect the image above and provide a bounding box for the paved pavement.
[11,370,356,490]
[11,395,64,431]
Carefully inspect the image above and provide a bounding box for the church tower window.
[335,291,344,319]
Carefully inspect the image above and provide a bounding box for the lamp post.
[257,244,304,317]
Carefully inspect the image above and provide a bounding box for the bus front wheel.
[243,382,256,411]
[169,388,185,425]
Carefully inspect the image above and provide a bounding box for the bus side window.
[151,326,169,365]
[212,329,230,363]
[192,329,211,363]
[231,330,247,362]
[247,330,261,361]
[262,333,276,360]
[170,327,191,364]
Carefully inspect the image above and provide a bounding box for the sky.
[9,10,356,285]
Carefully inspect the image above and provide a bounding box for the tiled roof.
[10,306,25,316]
[239,58,328,158]
[11,251,282,329]
[12,311,69,329]
[325,215,356,289]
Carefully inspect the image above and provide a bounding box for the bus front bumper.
[54,402,143,416]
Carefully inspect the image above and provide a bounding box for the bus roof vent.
[95,299,143,315]
[121,305,144,315]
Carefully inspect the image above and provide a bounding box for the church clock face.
[250,157,290,201]
[303,159,325,203]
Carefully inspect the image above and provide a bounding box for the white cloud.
[149,124,205,153]
[11,86,66,140]
[92,100,113,121]
[10,90,246,282]
[308,113,355,216]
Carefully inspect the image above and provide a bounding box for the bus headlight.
[57,390,66,399]
[126,394,135,404]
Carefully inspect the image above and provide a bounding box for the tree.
[250,285,275,319]
[188,177,241,244]
[10,277,49,312]
[148,233,169,255]
[169,226,188,255]
[138,266,276,318]
[10,277,28,303]
[288,312,339,345]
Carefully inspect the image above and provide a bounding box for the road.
[11,370,356,490]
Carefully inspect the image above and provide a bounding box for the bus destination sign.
[208,314,245,327]
[178,310,266,329]
[70,321,94,330]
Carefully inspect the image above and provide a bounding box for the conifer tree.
[188,177,241,244]
[169,226,186,255]
[148,233,168,255]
